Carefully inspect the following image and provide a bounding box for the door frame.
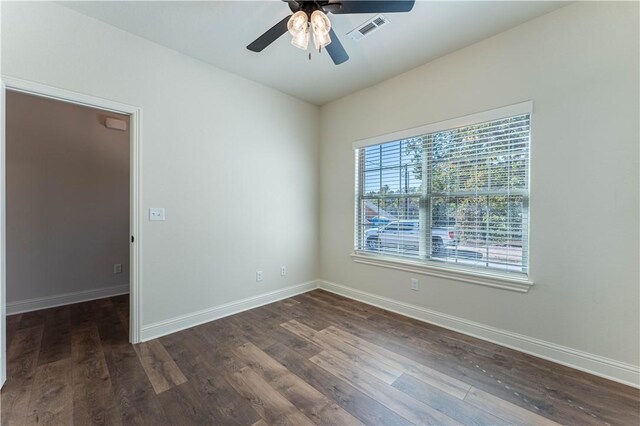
[0,76,142,387]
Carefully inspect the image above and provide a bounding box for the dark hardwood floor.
[2,290,639,425]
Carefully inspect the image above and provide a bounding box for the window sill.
[350,252,534,293]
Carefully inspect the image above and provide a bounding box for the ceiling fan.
[247,0,415,65]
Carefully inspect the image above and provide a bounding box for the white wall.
[1,2,320,327]
[6,91,130,304]
[319,0,639,370]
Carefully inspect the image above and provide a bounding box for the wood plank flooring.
[2,290,638,425]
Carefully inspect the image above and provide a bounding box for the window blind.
[355,109,530,276]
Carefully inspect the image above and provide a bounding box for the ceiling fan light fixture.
[291,26,310,50]
[287,11,308,36]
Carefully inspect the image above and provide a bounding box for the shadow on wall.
[6,91,130,306]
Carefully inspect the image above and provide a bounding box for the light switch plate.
[149,208,165,221]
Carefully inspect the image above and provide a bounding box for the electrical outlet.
[411,278,419,291]
[114,264,122,274]
[256,271,264,282]
[280,266,287,276]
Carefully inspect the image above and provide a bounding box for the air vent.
[347,14,389,41]
[359,23,377,36]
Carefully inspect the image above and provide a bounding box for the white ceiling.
[59,1,567,105]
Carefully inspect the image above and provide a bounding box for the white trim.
[0,76,139,116]
[6,284,130,315]
[140,280,320,342]
[318,279,640,389]
[0,78,6,388]
[128,98,142,344]
[0,76,143,349]
[351,252,533,292]
[352,100,533,149]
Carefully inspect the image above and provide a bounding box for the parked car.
[368,216,392,227]
[365,220,458,256]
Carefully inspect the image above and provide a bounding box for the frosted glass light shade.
[313,31,331,50]
[291,26,310,50]
[287,11,308,36]
[311,10,331,36]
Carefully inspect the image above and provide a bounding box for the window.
[354,103,531,280]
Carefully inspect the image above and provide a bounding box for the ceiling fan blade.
[326,28,349,65]
[328,0,415,14]
[247,15,292,52]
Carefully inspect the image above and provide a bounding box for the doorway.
[0,77,141,386]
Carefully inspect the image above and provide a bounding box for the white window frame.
[352,101,534,293]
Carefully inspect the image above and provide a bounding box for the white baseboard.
[140,280,319,342]
[7,284,130,315]
[318,279,640,389]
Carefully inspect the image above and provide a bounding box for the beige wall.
[319,1,639,369]
[6,91,130,303]
[1,1,320,327]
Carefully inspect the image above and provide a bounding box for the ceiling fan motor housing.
[288,1,340,16]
